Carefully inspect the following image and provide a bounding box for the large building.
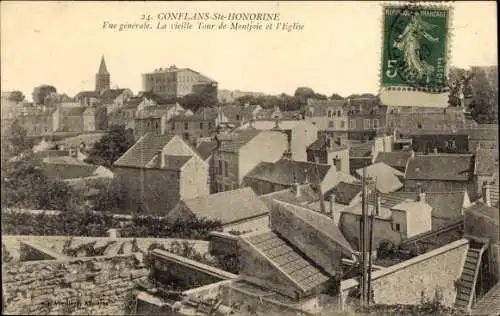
[142,65,218,100]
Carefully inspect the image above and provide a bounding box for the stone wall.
[340,239,469,309]
[2,254,149,315]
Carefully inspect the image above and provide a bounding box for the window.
[147,121,151,127]
[417,123,422,128]
[340,121,345,128]
[309,111,314,117]
[224,184,231,192]
[155,122,159,130]
[208,122,212,129]
[446,140,456,149]
[350,120,356,129]
[337,110,342,116]
[171,122,175,130]
[394,223,401,232]
[327,110,332,118]
[236,115,240,121]
[184,122,188,130]
[364,119,371,129]
[223,161,229,177]
[216,183,224,193]
[218,160,223,176]
[329,121,334,128]
[200,122,204,129]
[373,119,379,128]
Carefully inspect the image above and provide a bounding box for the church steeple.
[95,55,110,92]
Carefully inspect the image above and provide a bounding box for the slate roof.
[181,187,269,224]
[100,89,129,100]
[217,129,261,152]
[307,99,346,116]
[194,107,219,120]
[114,133,175,168]
[366,191,467,220]
[405,154,475,181]
[195,140,218,160]
[476,149,499,176]
[355,162,404,193]
[163,155,192,171]
[245,159,331,186]
[374,151,413,169]
[41,163,99,180]
[465,202,499,224]
[326,182,362,205]
[350,141,374,157]
[244,231,330,292]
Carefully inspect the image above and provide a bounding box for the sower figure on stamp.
[393,14,439,84]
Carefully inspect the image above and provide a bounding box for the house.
[406,131,469,154]
[108,100,140,129]
[15,111,54,136]
[374,151,413,173]
[41,162,114,188]
[307,136,350,174]
[210,129,288,193]
[74,91,102,107]
[239,200,354,301]
[99,88,134,111]
[134,103,187,140]
[387,106,467,131]
[195,139,218,193]
[355,162,404,193]
[83,106,107,131]
[306,99,349,142]
[113,133,209,214]
[346,98,388,141]
[167,187,270,233]
[474,148,499,196]
[366,190,471,229]
[168,111,219,146]
[339,189,432,249]
[466,126,498,152]
[348,135,393,174]
[220,104,262,126]
[405,154,476,199]
[243,158,354,195]
[238,119,318,162]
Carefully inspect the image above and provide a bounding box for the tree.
[84,125,135,167]
[470,66,498,123]
[6,91,25,103]
[3,120,33,156]
[32,85,57,105]
[294,87,316,105]
[330,93,344,100]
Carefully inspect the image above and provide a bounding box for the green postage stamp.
[381,4,451,93]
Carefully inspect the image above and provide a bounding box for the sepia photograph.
[1,1,498,315]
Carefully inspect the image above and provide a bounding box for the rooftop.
[180,187,270,225]
[114,133,176,168]
[405,154,475,181]
[245,158,331,187]
[355,162,404,193]
[374,151,413,169]
[195,140,218,160]
[216,129,261,152]
[475,148,499,176]
[326,181,362,205]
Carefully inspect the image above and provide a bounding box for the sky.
[1,1,497,101]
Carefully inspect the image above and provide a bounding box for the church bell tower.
[95,55,110,92]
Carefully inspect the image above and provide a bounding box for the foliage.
[84,125,135,167]
[32,85,57,105]
[6,90,25,103]
[2,120,34,156]
[330,93,344,100]
[179,84,218,112]
[120,217,223,240]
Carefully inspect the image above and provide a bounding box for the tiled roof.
[114,133,175,168]
[217,129,261,152]
[123,98,142,109]
[355,162,404,193]
[405,154,475,181]
[374,151,413,169]
[349,141,374,157]
[307,137,348,152]
[195,140,218,160]
[75,91,101,99]
[245,158,331,186]
[41,163,99,180]
[391,200,431,214]
[366,191,466,220]
[327,182,362,205]
[476,149,499,176]
[489,185,499,208]
[100,89,128,100]
[181,187,269,224]
[465,127,498,141]
[163,155,192,171]
[244,231,330,292]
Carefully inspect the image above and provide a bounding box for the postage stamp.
[381,4,450,93]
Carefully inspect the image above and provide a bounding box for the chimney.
[375,195,381,216]
[294,181,301,197]
[157,150,164,167]
[482,183,491,206]
[329,193,335,217]
[416,184,425,202]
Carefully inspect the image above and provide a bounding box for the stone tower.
[95,55,110,92]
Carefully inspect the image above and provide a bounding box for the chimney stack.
[294,181,301,197]
[157,150,164,167]
[482,183,491,206]
[329,193,335,217]
[416,184,426,202]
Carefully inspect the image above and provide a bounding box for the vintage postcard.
[1,1,498,315]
